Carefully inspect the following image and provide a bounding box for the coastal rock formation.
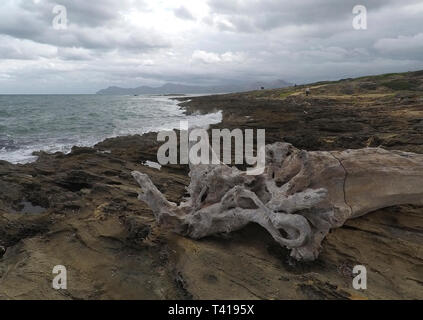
[1,71,423,299]
[133,142,423,261]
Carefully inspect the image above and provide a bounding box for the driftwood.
[132,142,423,261]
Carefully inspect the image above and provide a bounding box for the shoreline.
[0,72,422,299]
[0,96,223,165]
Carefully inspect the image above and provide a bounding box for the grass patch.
[357,73,401,81]
[279,91,295,99]
[382,80,419,91]
[249,91,267,98]
[373,73,401,79]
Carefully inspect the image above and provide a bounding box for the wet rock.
[0,71,422,299]
[56,170,98,192]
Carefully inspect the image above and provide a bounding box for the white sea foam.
[0,95,222,164]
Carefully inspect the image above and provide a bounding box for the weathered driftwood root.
[132,142,423,261]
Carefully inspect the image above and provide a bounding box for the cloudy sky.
[0,0,422,93]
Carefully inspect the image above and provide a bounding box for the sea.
[0,94,222,164]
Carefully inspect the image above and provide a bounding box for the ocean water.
[0,94,222,164]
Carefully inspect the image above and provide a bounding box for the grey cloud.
[0,0,166,52]
[21,0,146,27]
[0,0,423,94]
[374,34,423,60]
[207,0,422,32]
[57,47,94,61]
[0,35,57,60]
[174,6,195,20]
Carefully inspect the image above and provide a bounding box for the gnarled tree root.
[133,143,423,261]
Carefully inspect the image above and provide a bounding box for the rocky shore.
[0,71,422,299]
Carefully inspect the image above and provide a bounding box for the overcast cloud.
[0,0,422,93]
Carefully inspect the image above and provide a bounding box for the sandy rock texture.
[0,71,422,299]
[133,142,423,262]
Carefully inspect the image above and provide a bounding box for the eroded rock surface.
[1,71,423,299]
[133,143,423,261]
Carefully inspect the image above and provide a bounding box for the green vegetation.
[243,70,422,101]
[279,91,295,99]
[382,80,419,91]
[356,72,401,81]
[248,90,266,98]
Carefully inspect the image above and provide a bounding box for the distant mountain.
[96,80,292,95]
